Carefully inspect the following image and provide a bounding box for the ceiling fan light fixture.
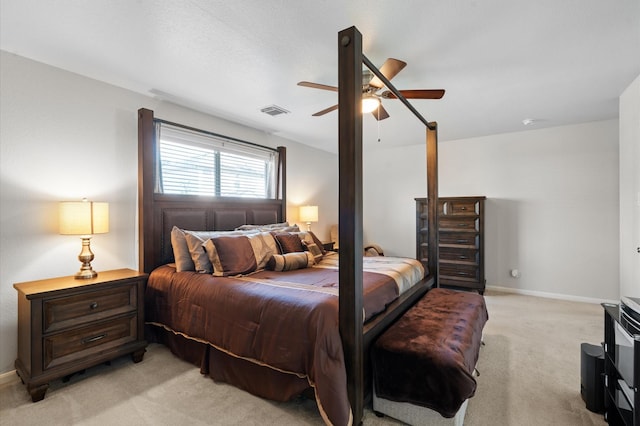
[362,95,381,114]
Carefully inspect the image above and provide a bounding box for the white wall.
[364,120,620,302]
[619,74,640,298]
[0,51,338,374]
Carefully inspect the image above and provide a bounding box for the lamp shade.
[59,201,109,235]
[299,205,318,223]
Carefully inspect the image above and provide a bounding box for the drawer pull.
[89,302,98,310]
[458,223,466,227]
[461,207,467,210]
[459,256,468,260]
[82,333,107,344]
[456,239,467,243]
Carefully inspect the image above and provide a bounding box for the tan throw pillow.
[246,232,279,270]
[184,232,216,273]
[267,252,315,271]
[170,226,195,272]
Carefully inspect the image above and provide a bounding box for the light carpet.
[0,290,607,425]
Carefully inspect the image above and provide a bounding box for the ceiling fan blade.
[369,58,407,88]
[371,104,390,121]
[312,104,339,116]
[298,81,339,92]
[381,89,445,99]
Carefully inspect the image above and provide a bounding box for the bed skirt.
[145,324,312,402]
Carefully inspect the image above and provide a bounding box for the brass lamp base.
[75,237,98,280]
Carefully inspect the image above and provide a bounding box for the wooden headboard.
[137,108,287,273]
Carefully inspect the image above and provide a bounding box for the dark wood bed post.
[337,26,439,425]
[426,123,439,286]
[338,26,364,425]
[277,146,287,221]
[138,108,155,273]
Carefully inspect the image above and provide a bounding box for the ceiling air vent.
[260,105,290,116]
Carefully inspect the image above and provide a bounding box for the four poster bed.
[139,27,442,426]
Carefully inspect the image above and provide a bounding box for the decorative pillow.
[303,242,324,263]
[267,252,315,272]
[204,237,257,277]
[307,231,327,255]
[182,229,255,273]
[235,222,299,232]
[170,226,195,272]
[246,232,279,270]
[203,232,278,276]
[272,232,305,254]
[292,230,328,256]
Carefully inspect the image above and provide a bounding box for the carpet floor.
[0,290,608,425]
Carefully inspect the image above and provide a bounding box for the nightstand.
[14,268,148,402]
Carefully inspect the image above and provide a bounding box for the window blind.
[155,122,278,198]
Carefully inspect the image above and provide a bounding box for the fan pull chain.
[377,111,381,143]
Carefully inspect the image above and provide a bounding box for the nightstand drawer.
[44,314,137,370]
[43,283,136,333]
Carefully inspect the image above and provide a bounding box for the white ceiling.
[1,1,639,153]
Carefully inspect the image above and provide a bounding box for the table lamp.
[299,205,318,232]
[59,199,109,279]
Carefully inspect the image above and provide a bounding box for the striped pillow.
[267,252,315,271]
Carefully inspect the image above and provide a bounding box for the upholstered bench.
[372,288,488,426]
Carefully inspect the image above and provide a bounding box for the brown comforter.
[372,288,488,418]
[145,264,402,426]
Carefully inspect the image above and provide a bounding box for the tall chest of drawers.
[14,268,148,402]
[416,196,486,294]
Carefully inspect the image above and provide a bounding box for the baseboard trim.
[486,285,619,305]
[0,369,19,387]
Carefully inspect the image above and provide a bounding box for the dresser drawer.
[440,263,479,282]
[440,199,479,216]
[43,283,136,333]
[44,314,137,370]
[439,233,479,248]
[440,247,478,264]
[439,217,478,231]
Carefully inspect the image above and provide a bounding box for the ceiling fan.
[297,58,445,121]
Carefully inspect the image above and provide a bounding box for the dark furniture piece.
[372,288,488,422]
[416,196,486,293]
[14,268,148,402]
[602,303,639,425]
[581,342,605,413]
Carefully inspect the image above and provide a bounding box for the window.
[155,122,278,198]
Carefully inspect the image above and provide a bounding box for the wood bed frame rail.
[338,26,439,425]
